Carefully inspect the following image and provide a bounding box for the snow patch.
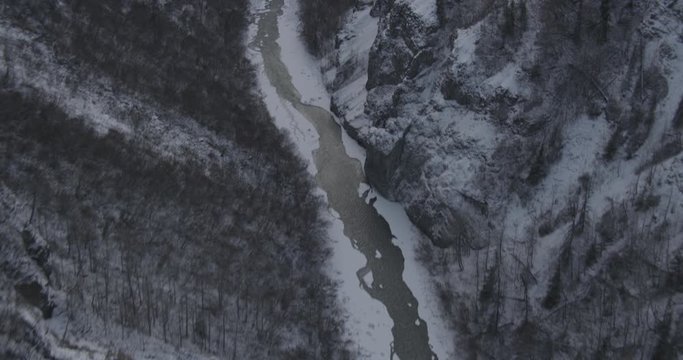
[399,0,438,26]
[328,5,378,166]
[483,62,525,96]
[451,23,482,65]
[277,1,331,108]
[341,126,368,165]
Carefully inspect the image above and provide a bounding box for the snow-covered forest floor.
[0,1,347,359]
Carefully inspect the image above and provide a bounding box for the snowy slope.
[324,0,683,357]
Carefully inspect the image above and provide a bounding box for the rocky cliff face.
[325,0,683,357]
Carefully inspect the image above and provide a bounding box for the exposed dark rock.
[364,126,408,199]
[21,229,50,277]
[370,0,394,17]
[14,280,54,319]
[673,97,683,129]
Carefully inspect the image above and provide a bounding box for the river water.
[251,1,437,358]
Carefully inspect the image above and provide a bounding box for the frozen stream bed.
[247,1,456,358]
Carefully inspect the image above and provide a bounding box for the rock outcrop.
[324,0,683,356]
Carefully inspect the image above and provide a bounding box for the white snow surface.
[399,0,438,26]
[331,5,379,129]
[276,1,331,109]
[483,62,525,96]
[341,128,368,165]
[451,23,482,65]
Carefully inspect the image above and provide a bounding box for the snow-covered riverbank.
[247,1,457,358]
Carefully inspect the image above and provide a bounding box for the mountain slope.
[310,0,683,357]
[0,1,348,359]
